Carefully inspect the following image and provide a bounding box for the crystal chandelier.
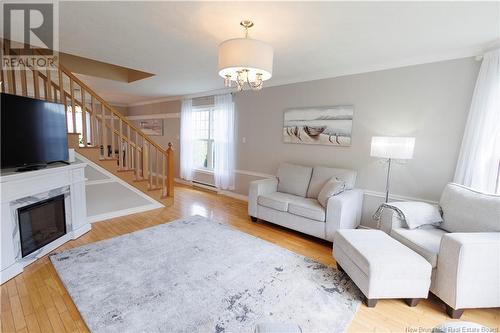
[218,20,274,91]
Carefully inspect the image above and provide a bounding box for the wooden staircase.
[1,42,174,205]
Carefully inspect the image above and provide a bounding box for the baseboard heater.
[192,180,217,192]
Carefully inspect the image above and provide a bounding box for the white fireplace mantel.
[1,163,91,284]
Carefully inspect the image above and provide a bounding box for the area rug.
[50,215,361,333]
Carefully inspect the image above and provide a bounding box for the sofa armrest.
[325,189,363,241]
[434,233,500,309]
[248,178,278,216]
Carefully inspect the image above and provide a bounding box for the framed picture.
[283,106,354,146]
[138,119,164,136]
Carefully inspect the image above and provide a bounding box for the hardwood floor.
[1,184,498,332]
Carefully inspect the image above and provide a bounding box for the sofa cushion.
[307,166,357,198]
[288,199,326,222]
[257,192,304,212]
[390,227,447,268]
[276,163,313,197]
[439,183,500,233]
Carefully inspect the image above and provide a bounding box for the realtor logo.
[2,2,58,69]
[4,3,54,53]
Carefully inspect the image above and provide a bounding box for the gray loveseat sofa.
[380,183,500,318]
[248,163,363,241]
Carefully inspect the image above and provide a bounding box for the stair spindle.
[32,69,40,98]
[81,89,87,147]
[135,131,140,180]
[45,69,52,101]
[7,69,16,94]
[148,144,153,190]
[118,118,123,169]
[167,143,174,197]
[58,69,64,104]
[155,149,160,188]
[127,126,131,170]
[110,110,115,159]
[20,66,28,96]
[69,78,77,133]
[101,104,108,158]
[161,152,167,197]
[90,95,96,146]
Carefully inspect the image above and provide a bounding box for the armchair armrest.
[325,189,363,241]
[379,207,406,234]
[248,178,278,216]
[434,233,500,310]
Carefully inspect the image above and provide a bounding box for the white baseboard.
[218,190,248,202]
[175,178,248,201]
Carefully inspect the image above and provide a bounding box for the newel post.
[166,142,174,197]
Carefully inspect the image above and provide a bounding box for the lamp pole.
[385,158,392,203]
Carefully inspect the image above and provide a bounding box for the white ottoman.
[333,229,432,307]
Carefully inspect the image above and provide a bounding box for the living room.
[0,1,499,332]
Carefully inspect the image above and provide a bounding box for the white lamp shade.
[371,136,415,159]
[218,38,273,81]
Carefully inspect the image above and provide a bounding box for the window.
[192,107,215,170]
[67,106,91,145]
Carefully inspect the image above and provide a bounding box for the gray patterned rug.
[51,215,361,333]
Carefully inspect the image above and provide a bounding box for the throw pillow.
[317,177,346,208]
[388,201,443,229]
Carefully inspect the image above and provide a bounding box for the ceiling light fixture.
[218,20,274,91]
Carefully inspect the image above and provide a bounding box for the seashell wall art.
[283,106,354,146]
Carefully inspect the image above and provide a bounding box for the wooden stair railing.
[0,47,174,198]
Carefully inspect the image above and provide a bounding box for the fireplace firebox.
[18,194,67,257]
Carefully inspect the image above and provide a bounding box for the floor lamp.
[371,136,415,202]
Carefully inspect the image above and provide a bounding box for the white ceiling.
[54,1,500,105]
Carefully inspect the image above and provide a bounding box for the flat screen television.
[1,93,69,171]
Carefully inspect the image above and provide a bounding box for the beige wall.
[128,101,180,115]
[111,105,129,116]
[114,57,479,228]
